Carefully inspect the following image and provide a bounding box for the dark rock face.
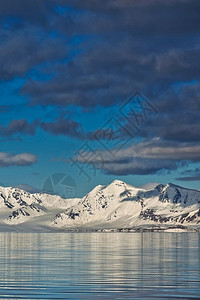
[158,190,169,203]
[139,209,171,223]
[67,209,80,220]
[0,188,46,222]
[8,208,30,220]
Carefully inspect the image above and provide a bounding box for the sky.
[0,0,200,197]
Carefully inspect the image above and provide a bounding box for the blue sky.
[0,0,200,197]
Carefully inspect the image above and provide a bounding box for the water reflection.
[0,232,199,299]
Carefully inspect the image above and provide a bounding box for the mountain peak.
[110,180,126,186]
[166,182,197,191]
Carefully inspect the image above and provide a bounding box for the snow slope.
[0,180,200,231]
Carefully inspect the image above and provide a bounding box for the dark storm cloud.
[114,82,200,144]
[0,117,86,139]
[22,72,115,107]
[0,0,199,108]
[18,0,200,112]
[0,28,69,80]
[176,168,200,181]
[69,0,200,36]
[74,139,200,176]
[0,152,37,167]
[0,0,53,27]
[0,119,38,137]
[41,118,84,139]
[0,0,200,177]
[181,168,200,176]
[156,47,200,81]
[176,176,200,181]
[154,83,200,143]
[0,0,46,16]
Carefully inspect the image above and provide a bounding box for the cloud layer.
[0,152,37,167]
[0,0,199,180]
[74,139,200,175]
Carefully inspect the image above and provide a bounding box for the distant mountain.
[0,180,200,232]
[0,186,80,228]
[139,182,160,190]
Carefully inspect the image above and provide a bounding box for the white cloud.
[0,152,37,167]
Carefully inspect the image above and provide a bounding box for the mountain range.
[0,180,200,232]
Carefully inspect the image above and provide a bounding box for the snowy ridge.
[0,186,80,225]
[0,180,200,231]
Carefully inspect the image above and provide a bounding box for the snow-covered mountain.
[0,186,80,227]
[0,180,200,231]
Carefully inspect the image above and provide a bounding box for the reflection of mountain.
[0,180,200,231]
[0,232,200,299]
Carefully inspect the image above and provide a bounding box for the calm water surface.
[0,232,199,299]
